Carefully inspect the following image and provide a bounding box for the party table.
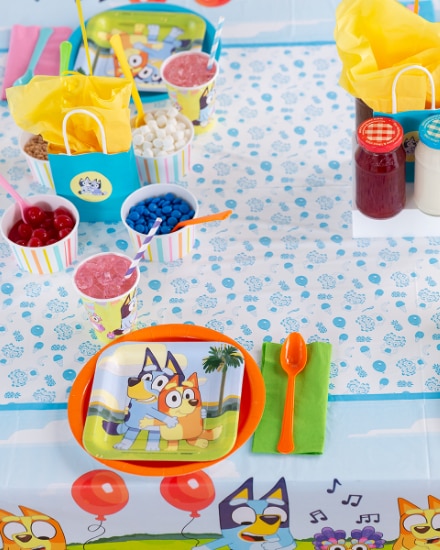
[2,37,440,549]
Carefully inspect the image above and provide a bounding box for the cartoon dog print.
[77,176,107,197]
[192,85,216,128]
[107,292,137,339]
[403,135,418,156]
[0,505,66,550]
[104,23,190,86]
[140,372,222,450]
[102,347,183,451]
[195,477,296,550]
[393,496,440,550]
[132,25,192,85]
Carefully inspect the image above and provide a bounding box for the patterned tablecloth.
[2,43,440,547]
[2,43,439,404]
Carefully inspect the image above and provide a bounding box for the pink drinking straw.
[207,16,224,71]
[124,217,162,278]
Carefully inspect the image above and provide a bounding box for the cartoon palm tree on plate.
[202,344,244,414]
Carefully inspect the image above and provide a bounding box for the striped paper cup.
[20,132,54,189]
[121,183,199,262]
[132,113,194,185]
[0,194,79,274]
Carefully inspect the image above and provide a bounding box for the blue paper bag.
[374,65,439,183]
[48,109,140,222]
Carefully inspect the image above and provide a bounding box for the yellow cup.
[73,252,140,343]
[160,51,219,134]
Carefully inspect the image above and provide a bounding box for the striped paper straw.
[124,217,162,278]
[207,16,225,71]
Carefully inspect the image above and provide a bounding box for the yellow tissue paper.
[335,0,440,112]
[6,74,133,154]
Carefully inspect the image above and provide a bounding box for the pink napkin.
[1,25,72,100]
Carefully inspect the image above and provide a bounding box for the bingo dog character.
[195,477,296,550]
[0,505,66,550]
[144,372,222,450]
[102,347,183,451]
[393,496,440,550]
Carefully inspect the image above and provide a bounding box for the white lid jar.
[414,115,440,216]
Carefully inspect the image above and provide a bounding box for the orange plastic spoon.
[171,209,232,233]
[277,332,308,454]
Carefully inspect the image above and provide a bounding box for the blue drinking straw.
[207,16,225,71]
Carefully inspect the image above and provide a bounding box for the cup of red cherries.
[0,194,79,274]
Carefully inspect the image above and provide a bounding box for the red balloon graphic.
[71,469,129,521]
[160,471,215,518]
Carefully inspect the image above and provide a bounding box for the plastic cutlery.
[110,34,145,127]
[277,332,308,454]
[13,28,53,86]
[0,174,35,223]
[59,41,72,75]
[171,209,233,233]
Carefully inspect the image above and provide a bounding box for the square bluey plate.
[82,341,245,461]
[72,10,206,93]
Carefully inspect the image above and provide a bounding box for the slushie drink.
[160,51,219,134]
[74,252,140,343]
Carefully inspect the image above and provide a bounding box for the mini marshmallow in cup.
[132,108,194,185]
[132,108,193,159]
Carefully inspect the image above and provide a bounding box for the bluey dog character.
[77,176,106,196]
[195,477,296,549]
[102,347,184,451]
[0,505,67,550]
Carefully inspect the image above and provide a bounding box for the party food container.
[19,132,54,189]
[73,252,140,344]
[0,194,79,274]
[121,183,199,262]
[160,51,219,134]
[132,109,194,185]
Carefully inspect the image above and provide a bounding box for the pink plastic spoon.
[171,209,233,233]
[0,174,35,223]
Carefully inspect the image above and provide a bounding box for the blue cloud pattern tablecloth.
[0,44,439,406]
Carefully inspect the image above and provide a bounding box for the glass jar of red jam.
[355,117,406,219]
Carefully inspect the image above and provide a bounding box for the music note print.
[327,478,342,494]
[342,494,363,507]
[310,510,328,523]
[356,513,380,524]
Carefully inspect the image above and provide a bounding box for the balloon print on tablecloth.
[160,471,215,544]
[160,471,215,518]
[71,469,129,543]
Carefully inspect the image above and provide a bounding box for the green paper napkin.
[252,341,332,454]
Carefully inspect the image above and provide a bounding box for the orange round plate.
[68,324,265,476]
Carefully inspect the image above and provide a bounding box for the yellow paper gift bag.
[335,0,440,112]
[6,74,133,154]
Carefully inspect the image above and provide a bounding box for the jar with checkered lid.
[355,117,406,219]
[414,114,440,215]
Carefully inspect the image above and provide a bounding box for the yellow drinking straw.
[75,0,93,75]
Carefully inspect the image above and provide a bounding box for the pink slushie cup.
[160,51,219,134]
[73,252,140,343]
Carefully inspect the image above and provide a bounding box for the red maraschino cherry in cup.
[7,206,76,247]
[0,174,75,248]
